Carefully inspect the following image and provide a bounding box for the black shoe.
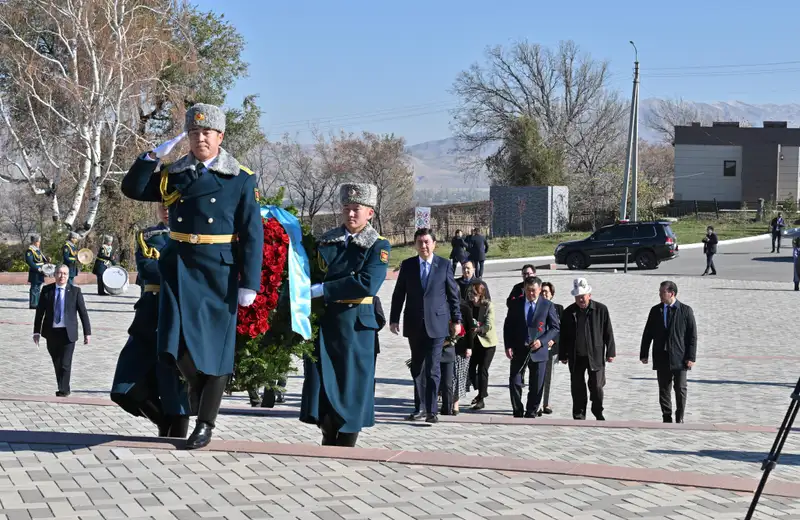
[675,413,684,424]
[425,414,439,424]
[336,432,359,447]
[524,411,536,418]
[662,414,673,423]
[185,421,214,450]
[470,399,485,411]
[573,414,586,420]
[513,412,523,418]
[167,416,190,438]
[542,406,553,415]
[471,396,479,405]
[158,422,171,437]
[452,409,459,416]
[594,413,606,421]
[795,283,799,291]
[405,411,424,421]
[55,391,63,397]
[710,272,717,276]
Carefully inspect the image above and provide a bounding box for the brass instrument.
[77,248,94,265]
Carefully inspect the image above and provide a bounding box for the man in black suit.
[503,276,560,418]
[390,228,462,424]
[33,264,92,397]
[466,227,489,278]
[506,264,536,307]
[701,226,718,276]
[640,280,697,423]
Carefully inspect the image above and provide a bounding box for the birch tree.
[0,0,180,233]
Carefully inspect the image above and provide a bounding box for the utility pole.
[620,41,640,221]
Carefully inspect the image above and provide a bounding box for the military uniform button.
[350,271,355,275]
[180,199,184,203]
[348,304,354,308]
[207,218,214,223]
[210,198,216,203]
[177,217,183,222]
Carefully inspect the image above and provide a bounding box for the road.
[484,236,797,283]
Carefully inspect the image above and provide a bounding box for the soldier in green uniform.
[92,235,114,295]
[62,232,80,285]
[121,103,264,450]
[300,183,391,447]
[25,234,48,309]
[110,204,190,437]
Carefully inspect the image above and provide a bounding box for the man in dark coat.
[121,103,264,449]
[62,233,80,285]
[640,280,697,423]
[504,276,560,418]
[466,227,489,278]
[110,204,190,437]
[456,260,490,300]
[25,234,48,309]
[300,183,390,447]
[33,264,92,396]
[794,237,800,291]
[770,213,786,253]
[506,264,536,307]
[92,235,114,295]
[390,228,463,424]
[449,229,468,275]
[559,277,616,420]
[701,226,718,276]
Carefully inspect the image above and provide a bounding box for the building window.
[723,160,736,177]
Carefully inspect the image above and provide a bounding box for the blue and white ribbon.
[260,205,312,340]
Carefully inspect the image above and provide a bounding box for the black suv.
[554,221,678,270]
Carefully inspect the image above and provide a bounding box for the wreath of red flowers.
[236,217,289,339]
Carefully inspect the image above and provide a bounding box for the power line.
[266,106,455,136]
[267,101,456,131]
[648,60,800,71]
[645,67,800,78]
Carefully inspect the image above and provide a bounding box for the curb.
[676,233,770,250]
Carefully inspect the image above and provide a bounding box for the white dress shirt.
[52,284,67,329]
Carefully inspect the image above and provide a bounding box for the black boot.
[186,375,228,450]
[166,415,190,438]
[175,351,202,415]
[336,432,359,447]
[320,414,338,446]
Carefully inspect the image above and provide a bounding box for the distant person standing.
[25,234,48,309]
[639,281,697,424]
[701,226,718,276]
[793,238,800,291]
[449,230,468,275]
[62,232,80,286]
[466,227,489,278]
[771,213,786,253]
[92,235,114,295]
[506,264,536,307]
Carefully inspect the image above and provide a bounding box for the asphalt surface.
[483,236,797,284]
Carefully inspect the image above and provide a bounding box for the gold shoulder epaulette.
[240,165,254,175]
[378,235,387,240]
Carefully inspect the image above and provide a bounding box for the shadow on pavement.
[648,448,800,466]
[630,377,795,388]
[752,256,794,263]
[711,287,797,292]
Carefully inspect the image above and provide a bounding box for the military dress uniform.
[62,236,79,285]
[300,183,390,447]
[25,237,47,309]
[121,103,263,449]
[110,222,190,437]
[92,239,114,295]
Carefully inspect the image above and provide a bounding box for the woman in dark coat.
[540,282,563,415]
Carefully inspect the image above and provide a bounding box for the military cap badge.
[380,249,389,264]
[194,112,205,122]
[348,187,357,197]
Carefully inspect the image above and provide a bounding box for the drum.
[77,248,94,265]
[102,266,129,296]
[41,263,56,277]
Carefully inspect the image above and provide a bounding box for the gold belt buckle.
[189,234,199,244]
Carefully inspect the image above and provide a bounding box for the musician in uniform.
[92,235,114,295]
[111,204,190,437]
[25,234,48,309]
[121,103,263,450]
[62,232,80,286]
[300,183,390,447]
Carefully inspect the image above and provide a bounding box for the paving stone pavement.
[1,270,799,518]
[0,443,798,520]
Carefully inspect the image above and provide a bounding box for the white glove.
[238,288,257,307]
[152,132,187,159]
[310,283,324,299]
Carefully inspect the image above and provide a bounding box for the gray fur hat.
[339,183,377,208]
[68,231,80,241]
[30,234,40,243]
[185,103,226,134]
[103,235,113,244]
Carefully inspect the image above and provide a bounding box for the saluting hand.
[150,132,187,159]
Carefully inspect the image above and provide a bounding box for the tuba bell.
[77,248,94,265]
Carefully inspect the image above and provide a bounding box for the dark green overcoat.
[300,224,390,433]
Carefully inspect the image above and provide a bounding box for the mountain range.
[407,99,800,201]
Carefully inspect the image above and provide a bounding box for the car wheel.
[635,250,657,270]
[566,252,587,270]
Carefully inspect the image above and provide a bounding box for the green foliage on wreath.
[229,187,326,393]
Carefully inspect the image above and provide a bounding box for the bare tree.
[0,0,181,233]
[638,140,674,203]
[450,40,614,177]
[643,97,704,143]
[243,141,280,196]
[0,185,49,243]
[334,132,414,233]
[267,133,341,227]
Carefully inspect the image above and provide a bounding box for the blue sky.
[192,0,800,145]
